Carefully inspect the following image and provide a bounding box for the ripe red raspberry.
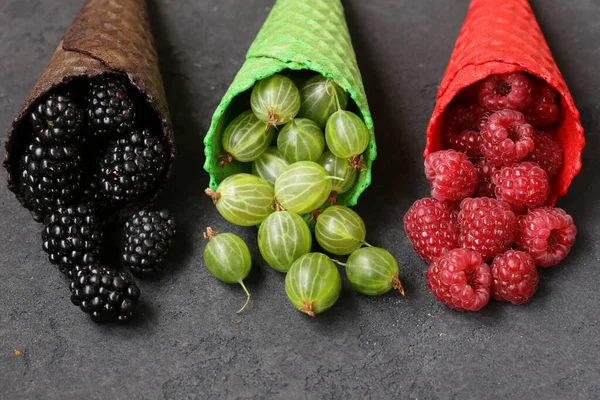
[403,198,459,263]
[516,207,577,267]
[479,110,535,166]
[525,130,563,180]
[492,162,550,212]
[474,158,498,198]
[426,248,492,311]
[424,150,478,202]
[458,197,517,261]
[490,250,538,304]
[477,72,534,111]
[442,103,490,157]
[523,82,559,127]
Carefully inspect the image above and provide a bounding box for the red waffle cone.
[424,0,584,205]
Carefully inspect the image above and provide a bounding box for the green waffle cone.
[203,0,376,209]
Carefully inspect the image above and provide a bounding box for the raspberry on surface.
[477,72,534,111]
[473,158,498,198]
[479,109,535,166]
[492,162,550,212]
[525,130,563,180]
[490,249,538,304]
[424,150,478,202]
[442,103,490,157]
[426,248,492,311]
[523,81,560,127]
[516,207,577,267]
[458,197,517,261]
[403,198,459,264]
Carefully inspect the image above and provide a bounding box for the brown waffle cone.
[4,0,175,219]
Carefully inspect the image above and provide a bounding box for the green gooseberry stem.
[325,176,345,182]
[333,82,343,112]
[363,242,373,247]
[237,281,251,314]
[331,259,346,267]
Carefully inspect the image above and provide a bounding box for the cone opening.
[5,72,171,220]
[204,66,373,210]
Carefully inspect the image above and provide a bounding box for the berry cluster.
[17,75,176,324]
[405,72,577,311]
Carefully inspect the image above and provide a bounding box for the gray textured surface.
[0,0,599,399]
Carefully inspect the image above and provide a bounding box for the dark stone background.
[1,0,598,398]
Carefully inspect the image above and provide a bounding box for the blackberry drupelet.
[86,75,136,137]
[30,93,84,144]
[100,129,167,204]
[42,204,104,273]
[70,265,141,323]
[18,138,83,222]
[123,209,176,275]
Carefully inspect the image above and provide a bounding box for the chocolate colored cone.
[4,0,175,219]
[425,0,584,205]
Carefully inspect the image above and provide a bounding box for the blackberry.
[42,204,104,273]
[86,75,136,137]
[18,139,82,221]
[100,129,167,204]
[30,93,84,144]
[70,265,141,323]
[123,209,176,275]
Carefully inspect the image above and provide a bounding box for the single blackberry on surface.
[18,139,83,222]
[70,265,141,323]
[123,209,176,275]
[100,129,167,204]
[30,93,84,144]
[86,75,136,137]
[42,204,104,273]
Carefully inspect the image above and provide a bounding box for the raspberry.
[523,82,559,127]
[426,248,492,311]
[403,198,459,263]
[458,197,517,261]
[479,110,534,166]
[492,162,550,212]
[525,130,563,180]
[490,250,538,304]
[442,103,490,157]
[477,72,534,111]
[516,207,577,267]
[424,150,478,202]
[474,158,498,198]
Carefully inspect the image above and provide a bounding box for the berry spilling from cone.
[405,72,577,311]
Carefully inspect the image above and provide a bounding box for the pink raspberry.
[479,110,535,166]
[403,198,459,263]
[525,130,563,180]
[458,197,517,261]
[426,248,492,311]
[477,72,534,111]
[442,103,490,157]
[523,82,559,127]
[474,158,498,198]
[516,207,577,267]
[490,250,539,304]
[424,150,478,202]
[492,162,550,212]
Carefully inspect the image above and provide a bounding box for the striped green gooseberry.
[258,211,312,273]
[344,247,404,296]
[297,75,348,129]
[274,161,343,214]
[315,205,369,255]
[250,74,300,129]
[277,118,325,163]
[251,147,289,187]
[203,228,252,313]
[325,109,369,160]
[319,151,358,204]
[285,252,342,316]
[205,173,274,226]
[220,110,275,164]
